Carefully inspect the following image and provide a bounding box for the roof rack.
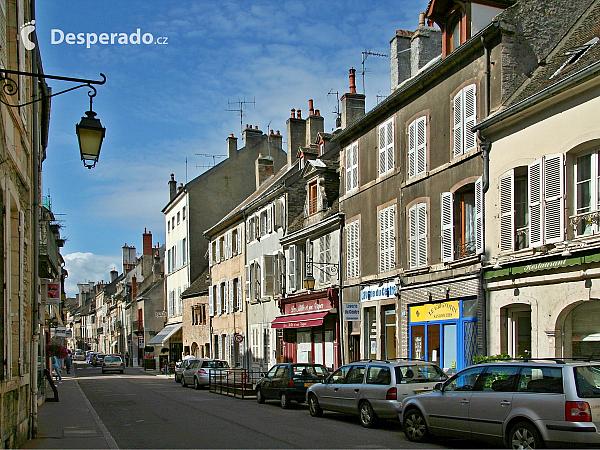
[352,357,427,364]
[476,357,600,365]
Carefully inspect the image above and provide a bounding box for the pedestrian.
[65,352,72,374]
[52,355,62,381]
[163,360,169,376]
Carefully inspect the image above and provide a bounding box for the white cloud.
[63,252,120,297]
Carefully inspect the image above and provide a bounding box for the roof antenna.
[227,97,256,134]
[327,89,341,129]
[361,50,388,94]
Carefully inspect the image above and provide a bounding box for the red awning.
[271,311,329,329]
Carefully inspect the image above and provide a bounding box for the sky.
[34,0,429,297]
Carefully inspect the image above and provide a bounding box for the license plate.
[414,389,431,395]
[304,382,316,387]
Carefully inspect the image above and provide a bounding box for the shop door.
[443,324,458,372]
[508,309,531,358]
[364,307,377,359]
[411,325,425,360]
[314,331,323,365]
[325,329,334,367]
[297,330,311,363]
[384,309,397,359]
[427,324,440,366]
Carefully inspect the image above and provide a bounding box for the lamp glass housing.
[76,110,105,168]
[304,274,315,291]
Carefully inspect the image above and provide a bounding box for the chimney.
[143,228,152,256]
[390,29,412,90]
[341,68,366,129]
[122,244,136,274]
[410,18,441,78]
[255,154,275,189]
[242,124,263,147]
[110,270,118,283]
[306,99,324,145]
[286,109,306,166]
[169,174,177,201]
[131,275,137,300]
[226,133,238,158]
[268,129,283,157]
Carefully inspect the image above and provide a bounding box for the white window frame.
[574,151,600,236]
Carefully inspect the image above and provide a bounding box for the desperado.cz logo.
[20,20,36,50]
[51,28,168,48]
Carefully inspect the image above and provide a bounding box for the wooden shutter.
[475,177,484,255]
[346,145,352,192]
[386,119,394,174]
[463,84,477,152]
[499,170,514,251]
[209,286,214,317]
[216,284,222,315]
[529,159,543,248]
[544,154,564,244]
[274,200,282,229]
[407,121,416,179]
[244,265,250,300]
[441,192,454,262]
[379,208,386,271]
[209,242,213,267]
[264,255,274,297]
[352,142,359,190]
[416,116,427,176]
[409,205,418,269]
[417,203,428,267]
[288,245,296,292]
[230,280,235,313]
[379,122,387,176]
[453,91,463,158]
[237,277,243,312]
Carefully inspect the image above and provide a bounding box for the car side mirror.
[434,382,443,391]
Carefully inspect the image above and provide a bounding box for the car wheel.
[280,392,290,409]
[256,388,265,404]
[359,401,377,428]
[403,408,429,443]
[174,374,179,383]
[181,375,187,387]
[120,370,124,374]
[194,377,201,390]
[308,394,323,417]
[509,421,544,449]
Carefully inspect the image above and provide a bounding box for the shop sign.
[343,303,360,321]
[155,310,167,318]
[43,282,61,305]
[52,327,67,338]
[410,300,459,322]
[285,298,330,315]
[360,281,397,302]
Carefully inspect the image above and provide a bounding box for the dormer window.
[445,8,465,55]
[309,181,318,215]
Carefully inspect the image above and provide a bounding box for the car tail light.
[566,401,592,422]
[386,387,397,400]
[102,363,106,367]
[289,378,295,388]
[197,369,207,374]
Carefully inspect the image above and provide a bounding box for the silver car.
[401,359,600,448]
[306,359,447,427]
[180,359,230,390]
[174,359,198,383]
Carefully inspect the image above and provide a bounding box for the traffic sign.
[234,333,244,343]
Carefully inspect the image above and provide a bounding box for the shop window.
[564,301,600,358]
[364,307,377,359]
[384,308,397,360]
[309,181,318,215]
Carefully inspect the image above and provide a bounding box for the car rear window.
[517,367,563,393]
[292,365,328,378]
[574,366,600,398]
[202,360,230,369]
[104,356,121,363]
[395,365,447,384]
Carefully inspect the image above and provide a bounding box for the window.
[330,366,350,384]
[182,238,187,265]
[574,151,600,236]
[231,227,239,255]
[246,261,261,300]
[408,116,426,179]
[182,206,186,220]
[379,205,396,272]
[366,366,391,385]
[210,240,217,266]
[408,203,427,269]
[346,220,360,279]
[346,141,359,193]
[379,117,395,176]
[218,236,224,261]
[441,178,483,262]
[452,84,477,158]
[346,366,366,384]
[246,216,256,242]
[479,366,519,392]
[287,245,298,293]
[309,181,318,215]
[444,366,485,392]
[499,154,564,251]
[318,235,332,285]
[167,221,170,233]
[517,367,563,393]
[172,217,175,229]
[177,212,180,224]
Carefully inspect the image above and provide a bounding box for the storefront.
[273,288,340,370]
[360,281,398,360]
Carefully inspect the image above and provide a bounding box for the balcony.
[456,240,476,259]
[39,221,61,278]
[570,210,600,236]
[132,320,143,334]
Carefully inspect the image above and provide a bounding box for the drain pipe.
[479,35,491,194]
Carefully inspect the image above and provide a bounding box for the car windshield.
[105,356,121,363]
[202,360,229,368]
[574,366,600,398]
[395,364,447,383]
[292,365,328,378]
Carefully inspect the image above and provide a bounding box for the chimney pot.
[254,125,258,130]
[270,129,274,135]
[308,99,314,115]
[297,109,302,119]
[246,124,249,129]
[349,68,357,94]
[229,133,234,137]
[169,174,177,200]
[315,109,320,116]
[276,130,280,135]
[419,12,425,26]
[291,108,296,119]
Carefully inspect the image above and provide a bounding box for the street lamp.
[303,261,339,291]
[77,110,105,169]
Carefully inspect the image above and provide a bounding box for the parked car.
[181,359,230,389]
[92,353,105,367]
[102,355,124,374]
[400,359,600,448]
[175,359,198,383]
[256,363,329,408]
[307,359,447,428]
[74,350,86,361]
[87,352,97,363]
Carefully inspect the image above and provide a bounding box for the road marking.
[75,380,119,449]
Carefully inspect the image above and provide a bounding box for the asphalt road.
[75,363,488,449]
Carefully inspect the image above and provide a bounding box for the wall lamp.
[303,261,339,290]
[0,69,106,169]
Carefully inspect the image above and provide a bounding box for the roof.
[182,268,210,298]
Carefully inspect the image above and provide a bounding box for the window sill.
[403,266,431,276]
[446,255,481,269]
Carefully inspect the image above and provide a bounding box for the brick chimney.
[286,109,306,166]
[341,68,366,129]
[255,154,274,189]
[306,99,324,145]
[143,228,152,256]
[226,133,238,158]
[169,174,177,201]
[131,275,137,300]
[242,124,263,147]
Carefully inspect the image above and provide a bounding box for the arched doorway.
[557,300,600,358]
[191,342,199,357]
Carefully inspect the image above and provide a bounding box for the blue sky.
[35,0,429,296]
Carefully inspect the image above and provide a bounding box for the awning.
[271,311,328,329]
[147,323,182,346]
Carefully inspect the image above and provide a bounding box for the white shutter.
[416,116,427,176]
[229,280,234,313]
[453,91,463,158]
[499,170,514,252]
[244,265,250,300]
[409,205,418,269]
[209,286,214,317]
[237,225,242,254]
[273,254,280,295]
[353,221,360,277]
[216,285,222,315]
[0,0,6,69]
[274,201,282,229]
[209,242,213,267]
[267,206,273,233]
[223,280,228,314]
[216,238,221,262]
[264,255,274,296]
[280,251,286,294]
[379,122,387,176]
[246,219,251,243]
[225,334,230,365]
[417,203,428,267]
[389,208,395,270]
[255,262,261,300]
[288,245,296,292]
[386,118,394,174]
[408,121,416,179]
[544,154,564,244]
[475,177,484,255]
[529,159,543,248]
[346,145,352,192]
[463,84,477,152]
[352,142,359,190]
[227,231,232,259]
[379,208,386,271]
[238,332,244,365]
[237,277,243,311]
[441,192,454,262]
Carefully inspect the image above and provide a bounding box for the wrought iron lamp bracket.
[305,261,339,276]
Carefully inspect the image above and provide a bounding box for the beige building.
[181,269,210,359]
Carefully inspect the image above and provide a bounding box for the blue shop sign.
[361,282,397,302]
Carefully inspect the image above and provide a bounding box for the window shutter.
[346,145,352,192]
[237,277,243,312]
[255,215,260,240]
[229,231,234,258]
[238,332,244,365]
[246,219,251,243]
[273,254,280,295]
[237,225,242,253]
[389,208,395,270]
[255,262,261,300]
[544,154,564,244]
[209,286,214,317]
[216,285,222,316]
[229,279,234,313]
[216,239,221,262]
[267,206,273,233]
[475,177,484,255]
[409,205,417,269]
[408,121,416,179]
[379,208,386,272]
[288,245,296,292]
[209,242,213,267]
[463,84,477,152]
[244,265,250,300]
[379,122,387,176]
[529,159,543,248]
[274,200,282,229]
[499,170,514,251]
[417,203,428,267]
[416,116,427,175]
[441,192,454,262]
[386,119,394,174]
[223,235,228,260]
[352,142,359,190]
[453,91,463,158]
[353,221,360,278]
[264,255,274,297]
[280,251,286,294]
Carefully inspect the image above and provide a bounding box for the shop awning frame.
[147,323,182,346]
[271,311,329,329]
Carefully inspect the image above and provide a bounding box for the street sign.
[155,311,167,318]
[138,337,144,347]
[234,333,244,343]
[343,302,360,321]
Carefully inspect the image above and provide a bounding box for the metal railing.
[208,368,263,399]
[456,240,476,259]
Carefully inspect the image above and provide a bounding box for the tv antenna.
[195,153,226,170]
[376,92,388,105]
[361,51,388,94]
[327,89,341,129]
[227,97,256,134]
